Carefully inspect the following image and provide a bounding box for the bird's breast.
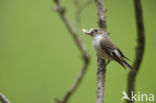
[92,35,112,60]
[93,35,103,51]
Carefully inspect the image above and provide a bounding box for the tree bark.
[95,0,108,103]
[127,0,145,103]
[0,92,10,103]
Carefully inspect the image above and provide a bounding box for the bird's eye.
[94,29,98,32]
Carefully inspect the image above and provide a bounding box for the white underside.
[93,35,113,60]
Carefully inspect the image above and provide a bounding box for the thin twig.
[73,0,92,28]
[53,0,90,103]
[127,0,145,103]
[95,0,107,103]
[0,92,11,103]
[61,63,89,103]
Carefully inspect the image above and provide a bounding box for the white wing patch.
[114,49,121,57]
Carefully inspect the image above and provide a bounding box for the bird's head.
[82,28,106,37]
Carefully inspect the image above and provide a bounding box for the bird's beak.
[82,29,92,35]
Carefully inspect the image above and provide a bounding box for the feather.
[100,37,134,71]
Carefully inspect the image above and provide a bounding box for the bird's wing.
[100,39,126,68]
[100,39,134,70]
[117,48,130,61]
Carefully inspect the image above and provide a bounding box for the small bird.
[83,28,134,71]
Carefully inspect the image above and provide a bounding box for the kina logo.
[121,91,154,102]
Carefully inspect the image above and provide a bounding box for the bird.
[83,28,135,71]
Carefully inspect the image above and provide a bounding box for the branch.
[95,0,107,31]
[73,0,92,28]
[96,57,106,103]
[53,0,90,103]
[0,92,11,103]
[127,0,145,103]
[95,0,107,103]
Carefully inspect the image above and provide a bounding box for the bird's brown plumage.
[100,37,134,70]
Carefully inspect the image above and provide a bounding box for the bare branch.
[96,57,106,103]
[61,63,89,103]
[95,0,107,31]
[0,92,11,103]
[127,0,145,103]
[53,0,89,60]
[53,0,90,103]
[73,0,92,28]
[95,0,108,103]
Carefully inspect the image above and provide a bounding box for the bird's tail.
[122,60,136,72]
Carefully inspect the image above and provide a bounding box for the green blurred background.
[0,0,156,103]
